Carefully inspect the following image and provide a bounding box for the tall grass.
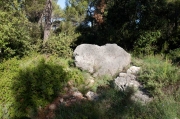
[55,87,180,119]
[132,55,180,96]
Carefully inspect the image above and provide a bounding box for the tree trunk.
[43,0,52,42]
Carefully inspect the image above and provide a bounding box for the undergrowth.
[54,55,180,119]
[0,54,84,119]
[132,55,180,96]
[55,87,180,119]
[0,54,180,119]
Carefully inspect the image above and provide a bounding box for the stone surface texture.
[114,73,140,91]
[114,66,152,104]
[73,44,131,77]
[85,91,99,100]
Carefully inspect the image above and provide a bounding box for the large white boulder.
[73,44,131,77]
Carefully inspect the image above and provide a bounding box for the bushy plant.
[41,31,80,58]
[0,11,31,59]
[0,58,20,119]
[132,55,180,96]
[27,22,43,52]
[168,48,180,65]
[0,54,84,118]
[119,96,180,119]
[134,30,161,55]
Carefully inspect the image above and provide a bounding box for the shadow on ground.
[11,58,69,119]
[54,86,142,119]
[54,85,180,119]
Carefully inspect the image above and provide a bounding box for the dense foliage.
[0,11,30,59]
[77,0,180,55]
[41,31,80,58]
[0,55,84,118]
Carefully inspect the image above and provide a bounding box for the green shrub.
[0,11,42,61]
[0,11,31,59]
[41,31,80,58]
[129,96,180,119]
[0,58,20,119]
[150,97,179,119]
[120,96,180,119]
[132,55,180,96]
[134,30,161,55]
[168,48,180,65]
[27,22,43,52]
[0,54,84,118]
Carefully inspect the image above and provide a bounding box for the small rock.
[119,73,127,77]
[85,74,95,86]
[49,104,56,110]
[59,98,64,103]
[73,91,83,99]
[70,98,77,102]
[86,91,98,100]
[67,81,73,87]
[89,79,95,84]
[63,87,68,92]
[129,80,140,88]
[131,90,152,104]
[114,74,140,91]
[127,66,141,74]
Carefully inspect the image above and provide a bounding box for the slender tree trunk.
[43,0,52,42]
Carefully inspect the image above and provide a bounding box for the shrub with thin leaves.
[134,30,161,55]
[0,11,30,59]
[41,31,80,58]
[0,54,84,118]
[168,48,180,65]
[132,55,180,96]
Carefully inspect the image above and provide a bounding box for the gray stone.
[73,44,131,77]
[59,98,64,103]
[49,104,56,110]
[114,66,152,104]
[73,91,83,98]
[131,90,153,104]
[85,91,98,100]
[127,66,141,75]
[115,73,140,91]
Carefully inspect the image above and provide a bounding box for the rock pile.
[114,66,152,104]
